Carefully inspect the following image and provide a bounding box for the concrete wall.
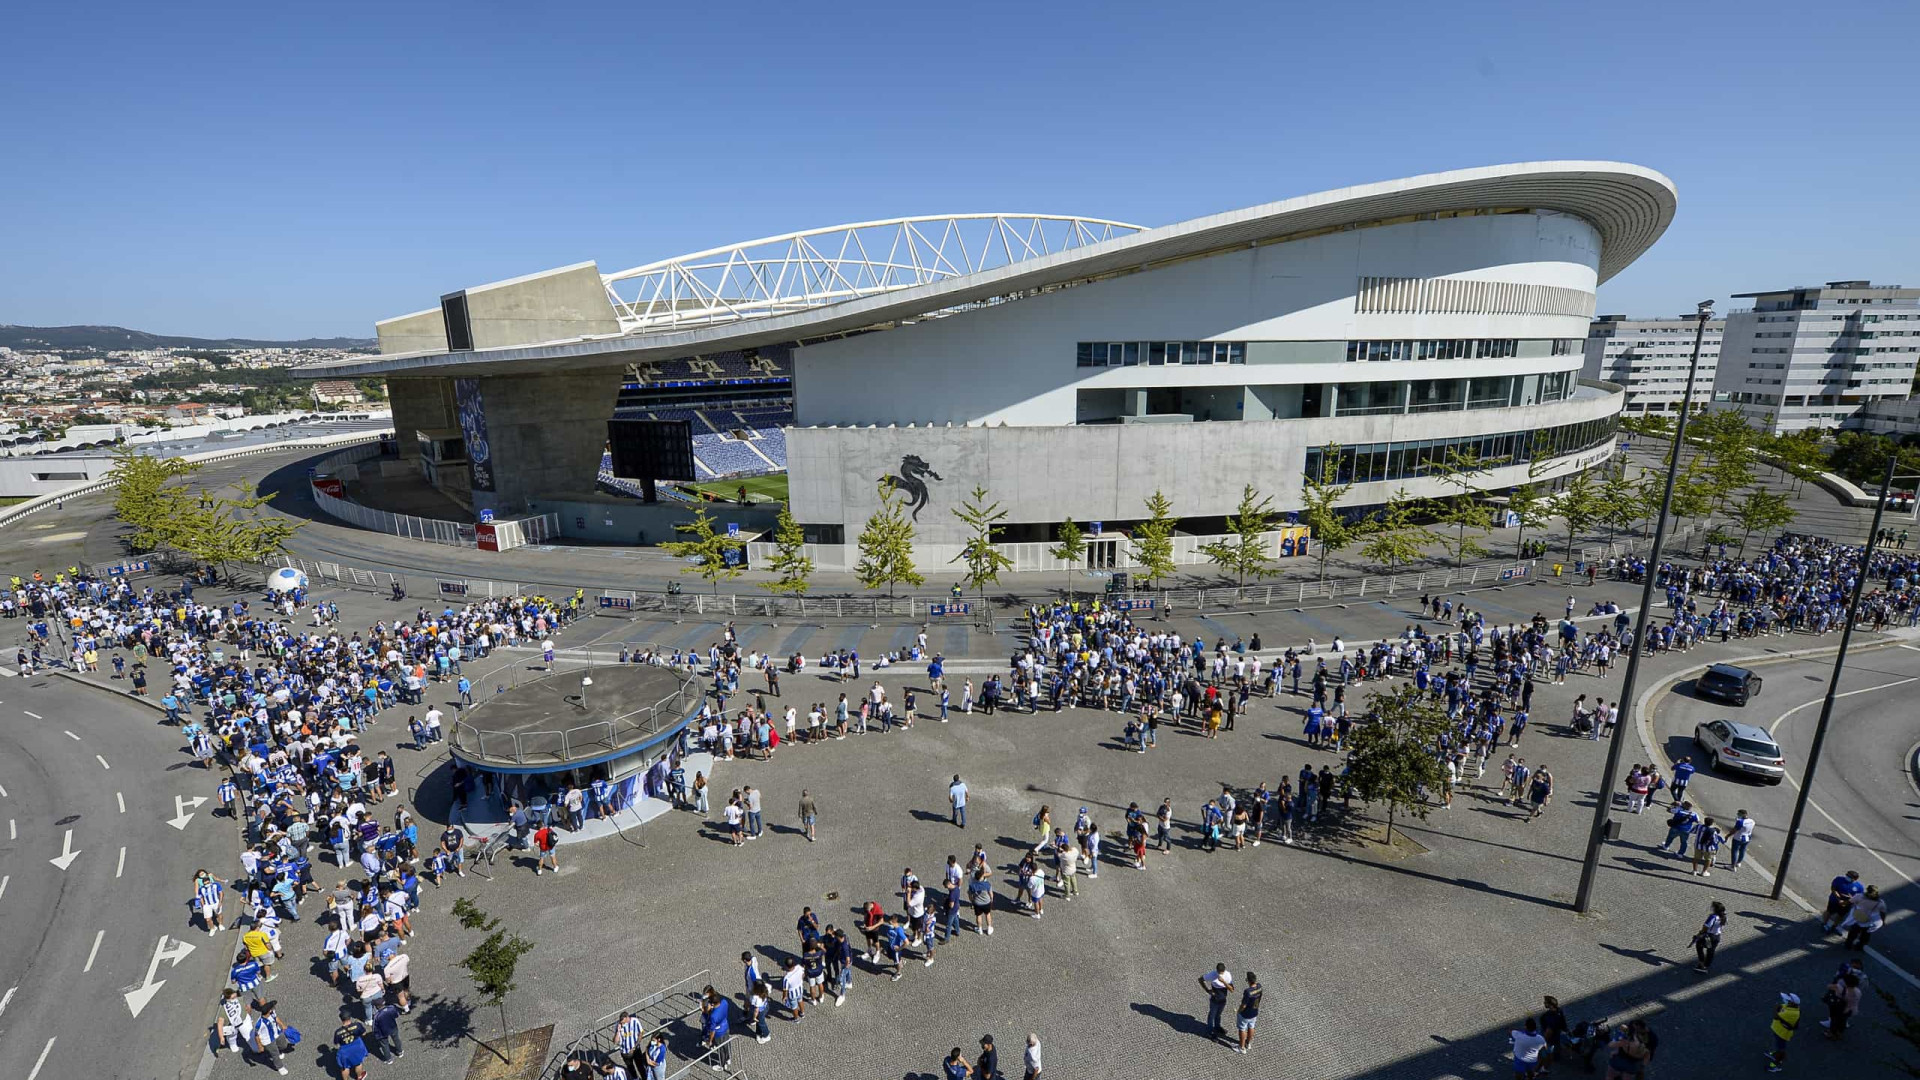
[792,212,1599,428]
[461,262,622,351]
[387,378,456,463]
[467,370,624,514]
[789,385,1622,544]
[525,497,781,546]
[376,309,449,356]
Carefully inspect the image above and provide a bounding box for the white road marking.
[1767,677,1920,736]
[48,829,80,870]
[116,791,125,813]
[8,818,14,839]
[123,935,195,1018]
[116,845,125,878]
[1763,677,1920,889]
[84,930,104,972]
[0,874,8,899]
[167,795,208,830]
[27,1037,54,1080]
[62,730,79,741]
[23,710,42,719]
[1901,644,1920,653]
[0,781,8,796]
[95,755,109,770]
[0,985,14,1016]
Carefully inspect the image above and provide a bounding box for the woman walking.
[1840,885,1888,951]
[1692,901,1727,972]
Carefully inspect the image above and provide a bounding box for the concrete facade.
[792,212,1598,428]
[386,377,456,465]
[1582,314,1722,413]
[375,308,448,355]
[1713,280,1920,434]
[457,262,623,351]
[789,382,1622,546]
[464,369,625,514]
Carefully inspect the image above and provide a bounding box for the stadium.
[303,161,1675,568]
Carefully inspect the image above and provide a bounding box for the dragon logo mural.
[879,454,943,520]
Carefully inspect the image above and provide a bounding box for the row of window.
[1346,338,1524,362]
[1330,371,1576,416]
[1301,416,1617,486]
[1076,341,1246,367]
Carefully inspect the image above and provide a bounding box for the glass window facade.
[1346,338,1519,362]
[1078,341,1245,367]
[1302,415,1617,485]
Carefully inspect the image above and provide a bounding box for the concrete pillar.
[1125,388,1149,417]
[386,377,455,463]
[466,370,624,515]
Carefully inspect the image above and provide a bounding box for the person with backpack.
[1657,802,1698,856]
[533,822,559,875]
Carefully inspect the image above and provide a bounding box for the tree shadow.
[408,991,478,1049]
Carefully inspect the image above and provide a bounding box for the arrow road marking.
[167,795,209,830]
[48,829,80,870]
[122,935,196,1018]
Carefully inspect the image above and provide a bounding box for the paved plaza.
[2,440,1917,1080]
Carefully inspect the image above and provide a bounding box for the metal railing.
[538,971,728,1080]
[449,647,703,766]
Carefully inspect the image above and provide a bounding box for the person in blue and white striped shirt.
[195,869,229,934]
[615,1011,646,1077]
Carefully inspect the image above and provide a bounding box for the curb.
[50,667,171,715]
[1633,634,1920,991]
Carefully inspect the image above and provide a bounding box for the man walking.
[1199,963,1234,1040]
[1728,810,1755,871]
[798,789,817,842]
[1670,755,1696,806]
[1023,1033,1043,1080]
[949,774,969,828]
[1235,972,1263,1054]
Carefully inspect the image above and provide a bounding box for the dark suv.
[1694,663,1763,706]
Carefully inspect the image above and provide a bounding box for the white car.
[1692,718,1786,784]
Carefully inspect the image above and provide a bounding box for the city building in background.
[1713,280,1920,434]
[297,161,1676,565]
[1582,313,1723,414]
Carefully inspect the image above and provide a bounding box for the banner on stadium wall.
[1276,525,1311,558]
[439,580,470,596]
[453,377,495,492]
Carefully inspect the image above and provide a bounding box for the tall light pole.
[1574,298,1714,914]
[1772,454,1902,898]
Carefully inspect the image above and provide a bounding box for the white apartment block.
[1583,314,1722,414]
[1713,280,1920,434]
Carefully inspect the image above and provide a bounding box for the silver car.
[1692,718,1786,784]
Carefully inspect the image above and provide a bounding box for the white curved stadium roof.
[328,161,1676,378]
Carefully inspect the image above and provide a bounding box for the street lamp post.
[1573,299,1715,914]
[1771,454,1904,898]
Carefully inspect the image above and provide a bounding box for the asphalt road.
[0,670,234,1080]
[1650,640,1920,970]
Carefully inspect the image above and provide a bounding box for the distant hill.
[0,324,376,352]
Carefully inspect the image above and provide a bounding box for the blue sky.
[3,0,1916,339]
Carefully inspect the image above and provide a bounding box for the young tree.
[1197,483,1280,592]
[177,488,302,578]
[1553,470,1603,561]
[1048,518,1087,601]
[950,484,1015,609]
[1731,486,1796,552]
[1299,444,1358,581]
[1129,490,1179,587]
[1343,682,1452,845]
[1429,447,1493,566]
[760,501,814,597]
[1504,458,1556,559]
[854,480,924,596]
[451,897,536,1063]
[1597,467,1646,545]
[107,444,200,552]
[1358,488,1439,573]
[661,504,746,593]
